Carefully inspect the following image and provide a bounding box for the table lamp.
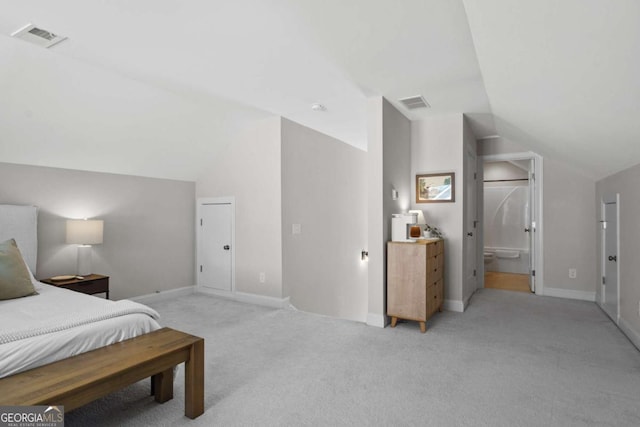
[66,219,103,276]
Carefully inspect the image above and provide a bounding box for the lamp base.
[77,245,92,276]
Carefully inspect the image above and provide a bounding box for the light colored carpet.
[65,289,640,426]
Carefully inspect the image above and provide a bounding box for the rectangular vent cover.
[399,95,430,110]
[11,23,67,48]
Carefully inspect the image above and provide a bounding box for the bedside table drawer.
[41,274,110,299]
[59,278,108,295]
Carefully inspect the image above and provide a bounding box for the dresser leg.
[390,317,398,328]
[419,322,426,333]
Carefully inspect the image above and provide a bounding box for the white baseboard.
[618,317,640,352]
[444,299,464,312]
[234,292,290,309]
[544,287,596,302]
[366,313,386,328]
[196,287,290,309]
[462,290,476,311]
[128,286,195,304]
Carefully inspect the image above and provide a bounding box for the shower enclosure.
[483,185,529,274]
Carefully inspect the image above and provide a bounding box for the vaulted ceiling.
[1,1,638,180]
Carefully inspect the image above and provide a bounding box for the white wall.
[596,164,640,348]
[281,119,368,322]
[411,114,465,305]
[0,162,195,300]
[479,137,597,298]
[484,161,529,181]
[0,36,267,182]
[196,117,283,298]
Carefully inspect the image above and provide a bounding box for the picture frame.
[416,172,455,203]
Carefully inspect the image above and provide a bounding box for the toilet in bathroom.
[484,251,495,265]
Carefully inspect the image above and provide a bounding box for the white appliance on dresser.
[391,213,418,242]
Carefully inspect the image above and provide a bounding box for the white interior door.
[527,158,536,292]
[464,148,478,295]
[601,195,619,322]
[198,202,233,291]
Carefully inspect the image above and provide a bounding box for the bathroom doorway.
[479,153,543,294]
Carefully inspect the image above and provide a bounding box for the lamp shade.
[66,219,103,245]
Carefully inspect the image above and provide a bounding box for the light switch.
[292,223,301,235]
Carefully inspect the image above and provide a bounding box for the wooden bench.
[0,327,204,419]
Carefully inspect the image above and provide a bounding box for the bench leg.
[152,368,174,403]
[185,339,204,419]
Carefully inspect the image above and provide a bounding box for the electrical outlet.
[292,224,301,235]
[259,272,266,283]
[569,268,577,279]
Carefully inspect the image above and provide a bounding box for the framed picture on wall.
[416,172,455,203]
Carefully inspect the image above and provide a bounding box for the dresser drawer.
[427,289,439,316]
[427,254,444,281]
[427,242,437,258]
[427,279,443,315]
[428,240,444,256]
[59,278,108,295]
[435,278,443,303]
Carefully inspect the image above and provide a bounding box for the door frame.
[478,151,544,295]
[599,193,620,323]
[196,196,236,294]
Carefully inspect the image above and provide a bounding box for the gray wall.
[0,162,195,300]
[196,117,283,298]
[281,118,368,322]
[383,99,413,218]
[596,163,640,344]
[381,99,412,319]
[366,97,412,326]
[411,114,465,306]
[367,97,385,325]
[543,157,596,293]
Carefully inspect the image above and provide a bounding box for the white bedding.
[0,282,161,378]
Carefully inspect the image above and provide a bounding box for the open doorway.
[478,152,543,295]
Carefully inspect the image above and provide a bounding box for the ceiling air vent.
[11,23,67,48]
[398,95,430,110]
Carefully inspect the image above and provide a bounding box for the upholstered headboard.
[0,205,38,274]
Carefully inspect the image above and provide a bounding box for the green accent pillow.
[0,239,38,300]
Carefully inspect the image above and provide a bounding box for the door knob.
[608,255,617,262]
[223,245,230,250]
[467,232,473,237]
[524,227,531,232]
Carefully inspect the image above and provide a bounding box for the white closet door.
[198,203,232,291]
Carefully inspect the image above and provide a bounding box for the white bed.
[0,204,161,378]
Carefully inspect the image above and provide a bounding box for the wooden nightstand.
[41,274,110,299]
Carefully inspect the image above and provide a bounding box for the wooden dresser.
[387,239,444,333]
